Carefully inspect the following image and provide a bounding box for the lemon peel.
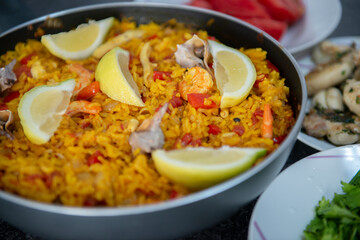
[18,79,75,144]
[152,146,266,190]
[41,17,114,60]
[95,47,144,107]
[208,40,256,108]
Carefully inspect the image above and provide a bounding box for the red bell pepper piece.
[87,150,103,166]
[20,52,37,65]
[254,74,267,88]
[169,96,183,108]
[187,93,217,109]
[153,71,172,81]
[208,124,221,135]
[13,65,32,78]
[0,104,8,110]
[181,133,193,146]
[266,60,279,72]
[3,91,20,103]
[233,125,245,136]
[148,34,159,40]
[273,134,287,144]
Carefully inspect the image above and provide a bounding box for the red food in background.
[244,18,287,41]
[257,0,305,24]
[187,0,304,41]
[209,0,271,19]
[188,0,213,9]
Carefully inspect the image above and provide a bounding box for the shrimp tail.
[261,103,273,139]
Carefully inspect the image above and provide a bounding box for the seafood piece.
[261,103,273,139]
[0,109,14,140]
[326,122,359,145]
[179,66,213,100]
[92,29,144,59]
[140,42,157,87]
[312,87,344,111]
[312,41,353,65]
[312,90,328,109]
[129,103,168,153]
[343,79,360,117]
[306,42,360,96]
[0,59,17,93]
[303,112,328,138]
[175,35,212,76]
[354,67,360,80]
[306,61,354,96]
[326,87,344,111]
[68,63,94,96]
[66,100,102,116]
[303,109,360,145]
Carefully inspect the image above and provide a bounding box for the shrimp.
[66,100,101,116]
[179,66,213,100]
[67,63,94,96]
[261,103,273,139]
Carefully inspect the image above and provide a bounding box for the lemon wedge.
[208,40,256,108]
[95,47,144,107]
[152,146,266,190]
[18,79,76,144]
[41,17,114,60]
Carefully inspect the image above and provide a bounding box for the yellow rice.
[0,18,294,206]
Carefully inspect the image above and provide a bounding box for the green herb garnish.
[303,169,360,240]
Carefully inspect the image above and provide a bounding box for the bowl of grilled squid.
[300,37,360,147]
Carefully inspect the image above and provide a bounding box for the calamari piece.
[326,87,344,111]
[306,42,360,96]
[175,35,212,76]
[326,121,359,145]
[140,42,157,87]
[312,41,353,65]
[305,61,354,96]
[129,103,168,153]
[0,59,17,93]
[343,79,360,117]
[0,109,14,140]
[312,87,344,111]
[92,29,144,59]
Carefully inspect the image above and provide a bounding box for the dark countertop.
[0,0,359,239]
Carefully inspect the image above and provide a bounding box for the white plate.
[281,0,341,54]
[297,36,360,151]
[248,144,360,240]
[135,0,341,54]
